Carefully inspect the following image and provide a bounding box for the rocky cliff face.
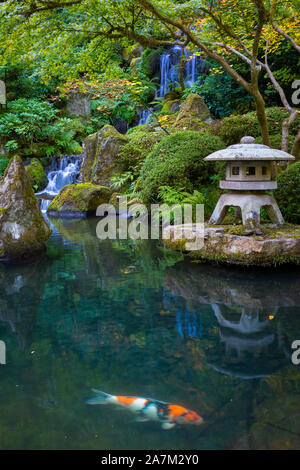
[0,156,51,262]
[81,125,128,186]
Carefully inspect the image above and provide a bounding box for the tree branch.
[271,21,300,53]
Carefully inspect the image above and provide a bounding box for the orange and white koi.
[86,390,204,430]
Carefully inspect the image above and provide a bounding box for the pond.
[0,216,300,450]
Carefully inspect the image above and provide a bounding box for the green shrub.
[119,129,163,169]
[0,98,79,157]
[211,107,300,146]
[186,70,254,118]
[25,158,48,191]
[255,134,293,152]
[139,131,225,202]
[276,162,300,224]
[0,157,10,177]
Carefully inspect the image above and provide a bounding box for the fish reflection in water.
[87,390,204,430]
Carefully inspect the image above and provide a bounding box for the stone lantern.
[204,136,295,229]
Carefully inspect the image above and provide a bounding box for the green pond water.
[0,216,300,450]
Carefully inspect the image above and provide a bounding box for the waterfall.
[138,108,152,125]
[158,45,204,98]
[138,46,204,125]
[37,155,82,213]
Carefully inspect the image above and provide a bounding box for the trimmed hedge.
[211,107,300,146]
[139,131,225,202]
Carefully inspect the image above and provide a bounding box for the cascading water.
[159,45,205,97]
[138,45,205,125]
[37,155,82,213]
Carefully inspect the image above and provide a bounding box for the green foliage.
[139,131,225,202]
[277,162,300,224]
[25,158,48,192]
[110,171,135,191]
[155,185,205,223]
[186,67,254,118]
[0,64,53,101]
[0,157,10,177]
[256,134,293,152]
[0,99,79,157]
[137,47,163,79]
[118,129,162,168]
[211,107,300,146]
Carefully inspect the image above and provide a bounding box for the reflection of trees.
[0,256,51,349]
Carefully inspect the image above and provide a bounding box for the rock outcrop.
[81,125,128,186]
[163,224,300,267]
[0,156,51,262]
[172,93,211,132]
[47,183,110,217]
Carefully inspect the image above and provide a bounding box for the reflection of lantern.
[204,136,295,228]
[208,304,286,380]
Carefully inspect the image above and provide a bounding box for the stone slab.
[162,224,300,266]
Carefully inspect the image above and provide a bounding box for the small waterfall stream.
[37,155,82,212]
[138,45,205,125]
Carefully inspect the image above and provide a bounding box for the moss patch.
[25,158,48,191]
[48,183,111,215]
[163,224,300,267]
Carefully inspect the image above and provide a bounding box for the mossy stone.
[81,125,129,186]
[0,156,51,262]
[25,158,48,191]
[48,183,111,216]
[172,94,211,132]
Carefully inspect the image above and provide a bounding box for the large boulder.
[172,93,211,132]
[81,125,129,186]
[47,183,111,217]
[0,156,51,262]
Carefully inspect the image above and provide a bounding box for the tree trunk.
[282,109,297,152]
[291,130,300,160]
[252,90,270,146]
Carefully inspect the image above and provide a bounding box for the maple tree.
[0,0,299,154]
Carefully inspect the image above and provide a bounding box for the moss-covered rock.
[80,125,129,186]
[163,224,300,267]
[47,183,110,216]
[0,156,51,262]
[130,57,142,73]
[172,94,211,132]
[164,88,184,101]
[25,158,48,192]
[277,162,300,224]
[161,99,181,114]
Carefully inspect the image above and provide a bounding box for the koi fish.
[86,389,204,430]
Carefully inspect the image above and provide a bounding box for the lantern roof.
[204,136,295,161]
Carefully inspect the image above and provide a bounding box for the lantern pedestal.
[209,192,284,227]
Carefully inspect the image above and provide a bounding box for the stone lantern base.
[209,192,284,227]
